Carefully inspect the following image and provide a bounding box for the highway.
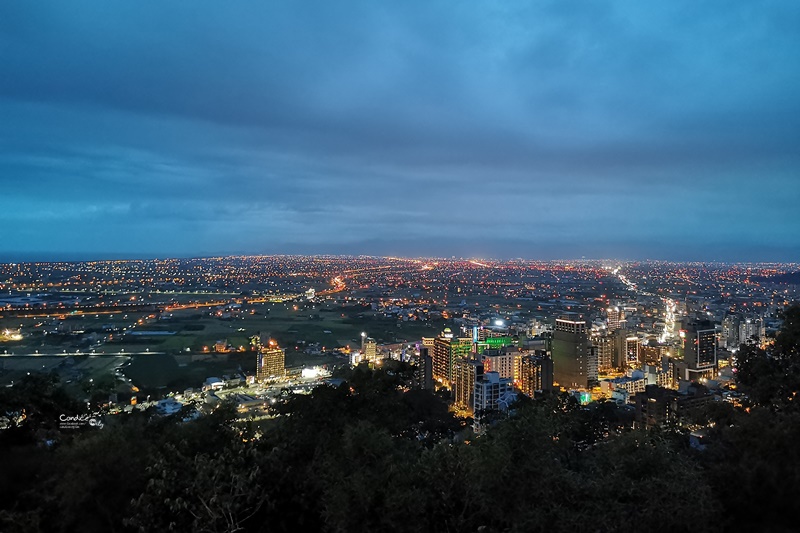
[614,268,677,343]
[0,350,165,357]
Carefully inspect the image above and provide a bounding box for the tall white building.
[474,371,514,413]
[739,318,764,346]
[473,371,515,432]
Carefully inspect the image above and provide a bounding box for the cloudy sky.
[1,1,799,261]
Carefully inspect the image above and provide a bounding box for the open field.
[117,302,447,353]
[124,352,253,393]
[1,299,449,356]
[0,311,151,355]
[0,356,65,385]
[0,299,441,396]
[0,355,129,389]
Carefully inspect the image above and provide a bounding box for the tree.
[128,441,271,533]
[0,372,84,447]
[735,304,800,409]
[707,304,800,531]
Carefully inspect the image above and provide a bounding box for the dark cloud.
[1,0,799,260]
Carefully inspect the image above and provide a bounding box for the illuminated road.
[0,351,164,357]
[318,259,426,296]
[614,268,676,343]
[164,293,299,311]
[1,309,148,319]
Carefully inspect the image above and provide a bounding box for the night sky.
[2,1,799,261]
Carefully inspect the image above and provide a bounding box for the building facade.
[257,344,285,380]
[453,358,483,413]
[679,318,717,381]
[363,337,378,363]
[474,371,514,414]
[481,350,517,382]
[552,316,595,389]
[432,330,473,386]
[518,352,554,397]
[606,306,624,332]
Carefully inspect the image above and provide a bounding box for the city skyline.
[2,1,800,261]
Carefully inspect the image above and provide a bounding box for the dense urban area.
[1,255,799,532]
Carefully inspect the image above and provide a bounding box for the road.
[614,268,677,343]
[0,350,165,357]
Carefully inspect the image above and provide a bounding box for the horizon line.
[0,252,798,266]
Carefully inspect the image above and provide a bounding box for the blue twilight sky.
[1,1,799,261]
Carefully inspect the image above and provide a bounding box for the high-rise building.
[481,348,518,382]
[612,329,629,368]
[639,344,664,366]
[739,318,764,347]
[606,306,624,332]
[474,371,514,414]
[678,318,717,381]
[587,345,599,385]
[473,371,516,432]
[722,314,741,349]
[626,336,641,365]
[364,337,378,363]
[552,316,594,389]
[432,329,473,386]
[453,358,483,413]
[257,341,285,381]
[418,347,433,390]
[518,352,554,397]
[594,334,614,373]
